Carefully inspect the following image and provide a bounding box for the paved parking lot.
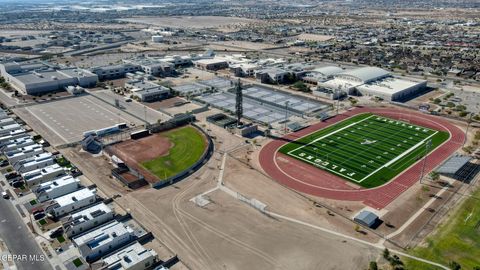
[24,95,143,144]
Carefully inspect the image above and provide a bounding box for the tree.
[448,261,461,270]
[349,98,358,106]
[368,261,378,270]
[293,81,309,92]
[429,171,440,181]
[383,248,390,260]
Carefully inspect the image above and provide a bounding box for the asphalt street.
[0,187,52,270]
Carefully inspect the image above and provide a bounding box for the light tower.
[235,79,243,127]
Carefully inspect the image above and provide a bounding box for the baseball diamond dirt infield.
[106,125,208,184]
[259,107,465,209]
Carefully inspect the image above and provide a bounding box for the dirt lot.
[119,16,259,30]
[109,134,172,162]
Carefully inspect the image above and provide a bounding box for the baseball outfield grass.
[142,126,207,180]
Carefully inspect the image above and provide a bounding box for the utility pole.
[419,139,432,184]
[284,101,289,134]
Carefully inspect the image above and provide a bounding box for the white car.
[2,191,9,199]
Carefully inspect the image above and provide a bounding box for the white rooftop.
[54,188,96,208]
[356,77,426,95]
[70,203,112,226]
[73,221,132,248]
[22,163,64,179]
[35,175,78,193]
[102,242,157,269]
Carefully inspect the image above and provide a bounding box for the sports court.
[280,113,449,187]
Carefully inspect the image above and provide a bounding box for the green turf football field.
[142,126,207,180]
[279,113,450,188]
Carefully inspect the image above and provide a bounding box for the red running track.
[259,107,465,209]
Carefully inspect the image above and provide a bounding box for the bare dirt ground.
[108,134,172,162]
[49,107,474,270]
[119,16,259,31]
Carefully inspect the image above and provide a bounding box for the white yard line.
[287,114,439,183]
[287,115,375,155]
[358,131,438,183]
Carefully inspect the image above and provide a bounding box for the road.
[0,189,52,270]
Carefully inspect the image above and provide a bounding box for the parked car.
[2,191,9,199]
[49,227,64,239]
[32,208,44,215]
[11,180,24,188]
[5,172,19,180]
[0,160,8,167]
[33,212,45,220]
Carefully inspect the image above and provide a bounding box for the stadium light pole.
[419,139,432,184]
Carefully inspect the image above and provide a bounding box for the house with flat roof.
[0,118,16,128]
[13,152,54,173]
[0,129,26,146]
[73,220,135,262]
[34,175,80,202]
[2,136,35,152]
[0,123,22,136]
[64,203,114,238]
[46,188,97,217]
[98,241,157,270]
[22,163,66,187]
[5,144,43,163]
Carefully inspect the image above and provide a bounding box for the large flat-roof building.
[0,62,98,95]
[320,66,427,101]
[124,57,175,77]
[91,64,141,81]
[125,80,170,102]
[194,58,229,71]
[73,220,135,262]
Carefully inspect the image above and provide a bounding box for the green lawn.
[57,235,65,243]
[404,187,480,270]
[142,126,207,180]
[72,258,83,267]
[280,113,449,188]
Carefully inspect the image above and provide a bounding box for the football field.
[279,113,450,188]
